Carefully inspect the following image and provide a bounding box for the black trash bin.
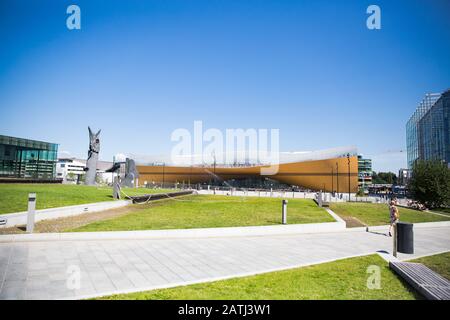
[397,222,414,254]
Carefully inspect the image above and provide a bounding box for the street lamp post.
[336,162,339,194]
[189,165,192,188]
[361,172,365,195]
[162,162,165,188]
[331,167,334,193]
[347,153,351,201]
[213,152,216,187]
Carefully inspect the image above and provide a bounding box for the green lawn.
[0,184,173,214]
[69,195,335,232]
[330,202,450,227]
[410,251,450,280]
[99,254,420,300]
[431,208,450,216]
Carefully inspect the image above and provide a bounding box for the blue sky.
[1,0,449,172]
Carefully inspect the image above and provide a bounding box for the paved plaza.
[0,226,449,300]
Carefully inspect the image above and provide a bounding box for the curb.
[346,220,450,232]
[0,200,347,243]
[0,200,132,229]
[2,214,449,244]
[0,221,346,243]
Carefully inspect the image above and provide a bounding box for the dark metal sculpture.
[85,127,101,185]
[121,158,139,188]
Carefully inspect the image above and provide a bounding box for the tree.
[372,171,397,184]
[409,160,450,209]
[78,174,86,184]
[96,174,105,185]
[66,172,76,181]
[356,187,366,197]
[378,172,397,184]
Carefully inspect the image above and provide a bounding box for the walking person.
[388,200,399,237]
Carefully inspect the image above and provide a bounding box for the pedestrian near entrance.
[388,200,399,237]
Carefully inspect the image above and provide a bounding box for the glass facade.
[0,135,58,179]
[358,155,372,192]
[406,90,450,169]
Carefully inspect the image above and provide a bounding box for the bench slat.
[390,261,450,300]
[395,263,449,287]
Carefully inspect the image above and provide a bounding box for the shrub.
[409,160,450,209]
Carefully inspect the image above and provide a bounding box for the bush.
[372,171,397,184]
[356,188,366,197]
[409,160,450,209]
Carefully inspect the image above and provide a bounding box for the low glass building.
[0,135,58,179]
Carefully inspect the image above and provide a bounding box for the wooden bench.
[390,261,450,300]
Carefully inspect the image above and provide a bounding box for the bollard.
[113,176,121,199]
[393,223,398,257]
[26,193,36,233]
[318,190,323,207]
[282,199,288,224]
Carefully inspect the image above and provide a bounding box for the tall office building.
[406,89,450,168]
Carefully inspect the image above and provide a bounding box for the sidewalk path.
[0,226,449,299]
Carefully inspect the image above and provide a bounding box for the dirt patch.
[0,203,154,235]
[341,216,367,228]
[0,195,196,235]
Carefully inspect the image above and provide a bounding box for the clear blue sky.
[1,0,449,172]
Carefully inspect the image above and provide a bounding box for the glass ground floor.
[0,135,58,179]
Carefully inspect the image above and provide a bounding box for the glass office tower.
[406,90,450,168]
[0,135,58,179]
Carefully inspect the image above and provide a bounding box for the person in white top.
[388,200,399,237]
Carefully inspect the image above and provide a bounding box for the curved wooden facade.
[137,155,359,192]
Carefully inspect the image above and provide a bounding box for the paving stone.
[0,285,26,300]
[0,226,449,299]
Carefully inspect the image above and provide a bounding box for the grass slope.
[0,184,172,214]
[330,202,450,227]
[69,195,334,232]
[410,251,450,280]
[100,254,420,300]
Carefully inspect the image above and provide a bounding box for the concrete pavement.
[0,226,449,300]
